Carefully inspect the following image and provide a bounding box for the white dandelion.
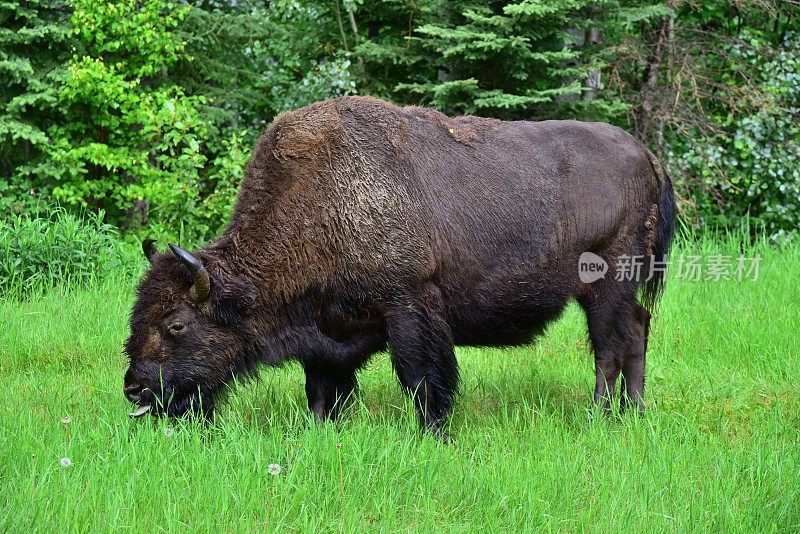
[267,463,282,476]
[163,427,175,438]
[61,416,71,425]
[59,457,72,468]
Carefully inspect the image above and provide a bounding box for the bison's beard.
[140,382,217,420]
[129,347,260,422]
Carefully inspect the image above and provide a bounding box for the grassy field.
[1,236,799,532]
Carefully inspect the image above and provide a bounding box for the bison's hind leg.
[579,283,650,414]
[619,303,650,414]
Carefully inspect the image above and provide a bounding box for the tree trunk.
[582,6,603,102]
[635,0,677,145]
[342,1,364,71]
[333,0,349,51]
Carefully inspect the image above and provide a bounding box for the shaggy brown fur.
[124,96,675,438]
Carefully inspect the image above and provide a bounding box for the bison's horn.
[168,244,211,302]
[142,238,158,262]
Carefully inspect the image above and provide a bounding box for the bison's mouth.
[128,387,213,420]
[128,404,152,418]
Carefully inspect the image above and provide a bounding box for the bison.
[124,96,675,438]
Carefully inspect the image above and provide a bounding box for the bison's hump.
[270,100,344,160]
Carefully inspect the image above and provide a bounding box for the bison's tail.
[641,157,676,312]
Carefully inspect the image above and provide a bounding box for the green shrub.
[668,31,800,241]
[0,207,137,297]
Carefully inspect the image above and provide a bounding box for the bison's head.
[123,240,257,419]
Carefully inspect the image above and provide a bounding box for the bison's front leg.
[300,328,386,422]
[304,365,357,422]
[384,285,458,441]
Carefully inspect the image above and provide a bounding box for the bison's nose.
[124,383,145,403]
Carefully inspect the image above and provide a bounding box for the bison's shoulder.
[236,100,346,206]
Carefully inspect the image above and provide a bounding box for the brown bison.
[124,96,675,438]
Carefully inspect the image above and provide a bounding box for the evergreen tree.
[346,0,439,101]
[0,0,70,212]
[175,1,358,134]
[343,1,667,122]
[398,1,629,119]
[402,1,589,117]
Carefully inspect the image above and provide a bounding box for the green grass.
[1,237,799,532]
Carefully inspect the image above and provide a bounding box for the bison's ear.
[211,278,257,325]
[142,238,158,263]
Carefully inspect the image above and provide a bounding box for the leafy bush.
[0,208,137,297]
[46,0,209,229]
[667,31,800,241]
[1,0,353,241]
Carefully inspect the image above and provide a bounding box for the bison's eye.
[167,323,186,336]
